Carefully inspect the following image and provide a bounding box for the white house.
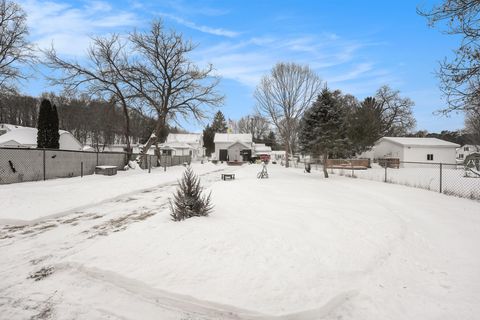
[160,133,204,159]
[253,143,272,158]
[213,133,253,162]
[0,124,83,150]
[456,144,480,161]
[372,137,459,165]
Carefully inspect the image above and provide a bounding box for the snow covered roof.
[166,133,202,144]
[0,124,81,149]
[160,142,193,150]
[379,137,460,148]
[214,133,252,143]
[254,143,272,154]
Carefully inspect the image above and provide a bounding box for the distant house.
[456,144,480,161]
[253,143,272,160]
[0,124,83,150]
[214,133,253,162]
[372,137,459,164]
[160,133,204,159]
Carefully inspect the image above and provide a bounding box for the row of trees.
[253,62,416,167]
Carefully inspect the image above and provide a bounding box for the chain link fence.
[0,147,191,185]
[300,158,480,201]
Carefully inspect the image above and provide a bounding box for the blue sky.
[18,0,463,132]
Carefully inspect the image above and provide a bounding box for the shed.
[373,137,459,165]
[214,133,253,162]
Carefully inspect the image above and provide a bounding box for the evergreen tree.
[299,88,349,178]
[346,97,383,154]
[203,111,228,157]
[37,99,52,148]
[265,131,278,150]
[49,104,60,149]
[202,124,215,156]
[211,111,228,133]
[169,167,213,221]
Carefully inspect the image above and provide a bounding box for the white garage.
[373,137,459,165]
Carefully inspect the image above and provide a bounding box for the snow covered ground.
[330,164,480,200]
[1,163,480,319]
[0,162,224,223]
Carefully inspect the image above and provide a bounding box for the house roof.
[0,124,80,149]
[379,137,460,148]
[160,142,193,150]
[254,143,272,154]
[214,133,252,143]
[166,133,202,144]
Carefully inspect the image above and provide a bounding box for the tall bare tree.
[43,35,137,155]
[418,0,480,114]
[0,0,34,92]
[374,85,416,136]
[126,20,223,164]
[238,113,270,142]
[254,62,322,167]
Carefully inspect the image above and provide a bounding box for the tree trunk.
[284,141,290,168]
[322,151,329,178]
[119,99,131,164]
[136,114,166,167]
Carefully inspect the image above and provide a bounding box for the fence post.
[81,162,83,178]
[439,163,443,194]
[96,152,99,167]
[384,164,387,183]
[148,155,151,173]
[43,149,46,181]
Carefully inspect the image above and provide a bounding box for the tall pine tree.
[203,111,228,156]
[49,104,60,149]
[37,99,60,149]
[299,88,349,178]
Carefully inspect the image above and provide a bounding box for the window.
[459,154,464,159]
[464,146,470,151]
[427,154,434,161]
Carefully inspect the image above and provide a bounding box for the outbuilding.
[0,124,83,150]
[213,133,253,162]
[373,137,459,165]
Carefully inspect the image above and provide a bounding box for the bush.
[169,167,213,221]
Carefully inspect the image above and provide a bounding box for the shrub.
[169,167,213,221]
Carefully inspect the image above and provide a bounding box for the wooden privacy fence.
[325,158,370,169]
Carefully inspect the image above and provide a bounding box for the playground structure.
[464,153,480,178]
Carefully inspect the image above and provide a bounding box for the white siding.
[374,140,404,159]
[403,146,457,164]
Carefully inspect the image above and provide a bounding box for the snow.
[381,137,460,147]
[213,133,252,143]
[1,163,480,319]
[332,163,480,200]
[0,162,223,224]
[166,133,202,143]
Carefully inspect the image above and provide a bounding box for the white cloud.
[159,12,239,38]
[20,0,140,56]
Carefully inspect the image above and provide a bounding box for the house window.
[427,154,434,161]
[464,146,469,151]
[459,154,464,159]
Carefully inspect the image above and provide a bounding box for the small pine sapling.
[170,167,213,221]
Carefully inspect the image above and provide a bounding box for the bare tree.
[43,35,137,155]
[375,85,416,136]
[254,62,322,167]
[127,20,224,164]
[465,108,480,146]
[238,113,270,142]
[0,0,34,92]
[418,0,480,114]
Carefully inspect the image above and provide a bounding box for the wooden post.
[81,161,83,178]
[439,163,443,193]
[148,155,152,173]
[384,164,387,183]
